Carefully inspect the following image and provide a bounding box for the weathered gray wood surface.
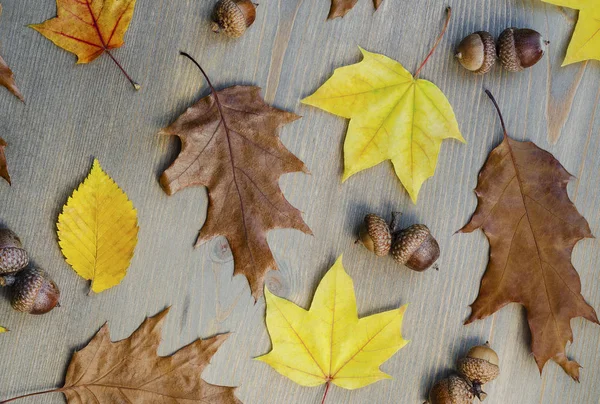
[0,0,599,403]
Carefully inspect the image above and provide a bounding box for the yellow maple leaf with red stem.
[30,0,140,90]
[303,7,464,203]
[257,256,408,403]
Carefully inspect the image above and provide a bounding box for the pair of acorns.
[456,28,549,74]
[428,343,500,403]
[0,229,60,315]
[357,212,440,272]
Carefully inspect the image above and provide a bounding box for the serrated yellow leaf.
[543,0,600,65]
[302,47,464,203]
[57,159,138,293]
[256,255,409,390]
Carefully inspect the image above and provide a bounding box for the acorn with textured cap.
[391,224,440,271]
[457,343,500,400]
[455,31,496,74]
[357,213,392,256]
[0,228,60,315]
[211,0,257,38]
[427,375,475,404]
[357,212,440,272]
[0,228,29,276]
[10,268,60,315]
[497,28,549,72]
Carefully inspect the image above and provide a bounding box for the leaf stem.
[104,49,140,90]
[390,211,403,233]
[320,381,331,404]
[484,90,508,139]
[179,52,226,123]
[0,388,63,403]
[414,7,452,79]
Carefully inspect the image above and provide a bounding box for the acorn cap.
[391,224,440,271]
[358,214,392,256]
[0,229,29,275]
[11,268,60,315]
[428,375,474,404]
[455,31,496,74]
[457,343,500,385]
[212,0,257,38]
[498,28,548,72]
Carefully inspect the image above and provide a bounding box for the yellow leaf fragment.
[543,0,600,65]
[57,159,138,293]
[257,256,408,390]
[0,325,7,333]
[303,47,464,203]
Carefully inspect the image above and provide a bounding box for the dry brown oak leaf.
[0,4,24,102]
[328,0,382,19]
[460,91,598,381]
[0,308,241,403]
[160,62,310,300]
[0,137,10,184]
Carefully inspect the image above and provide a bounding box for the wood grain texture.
[0,0,598,403]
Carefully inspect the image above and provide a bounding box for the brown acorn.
[391,224,440,271]
[497,28,549,72]
[10,268,60,315]
[211,0,257,38]
[357,214,392,257]
[0,229,29,276]
[455,31,496,74]
[428,375,474,404]
[457,343,500,401]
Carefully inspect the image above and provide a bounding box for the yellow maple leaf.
[543,0,600,65]
[29,0,140,89]
[302,44,464,203]
[257,256,409,391]
[57,159,139,293]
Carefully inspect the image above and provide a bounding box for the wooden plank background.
[1,0,599,403]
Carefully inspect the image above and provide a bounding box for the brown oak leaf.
[0,4,24,102]
[328,0,382,20]
[460,91,599,380]
[160,54,311,300]
[0,308,241,403]
[0,137,10,184]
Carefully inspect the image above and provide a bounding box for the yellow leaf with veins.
[543,0,600,65]
[30,0,135,63]
[29,0,140,88]
[57,159,139,293]
[302,47,464,203]
[257,256,409,390]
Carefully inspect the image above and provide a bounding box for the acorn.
[457,343,500,400]
[0,228,29,276]
[497,28,549,72]
[10,268,60,315]
[391,224,440,271]
[428,375,474,404]
[211,0,257,38]
[455,31,496,74]
[357,214,392,257]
